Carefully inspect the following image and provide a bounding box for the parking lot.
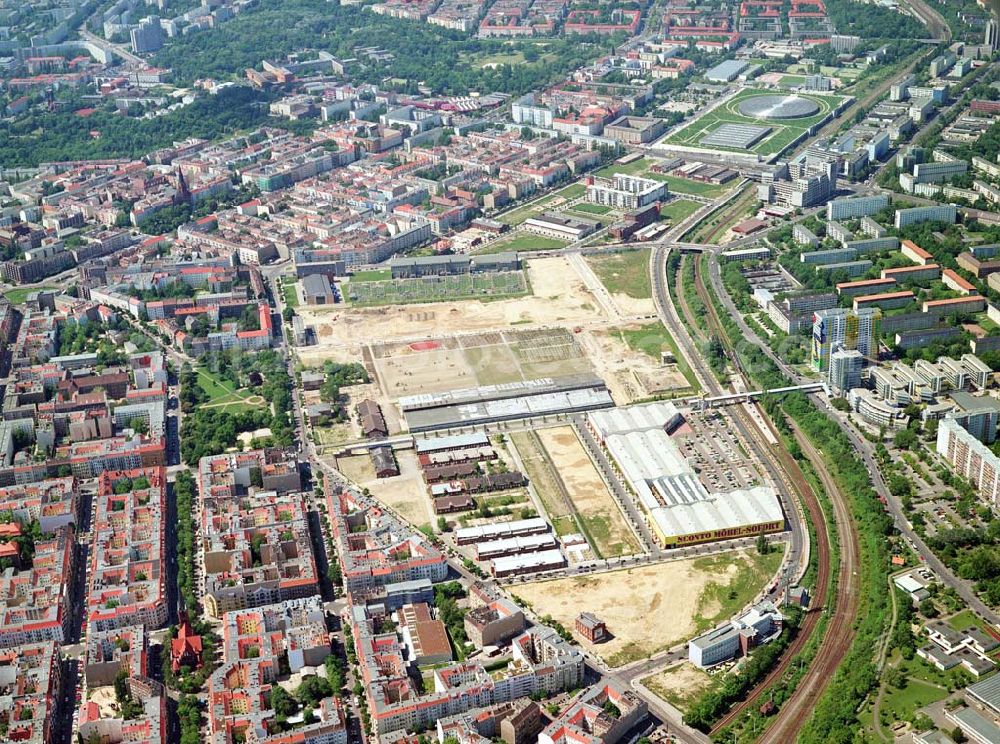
[676,410,763,492]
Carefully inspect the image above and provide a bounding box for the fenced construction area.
[346,271,529,306]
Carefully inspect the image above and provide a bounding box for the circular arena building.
[737,94,821,120]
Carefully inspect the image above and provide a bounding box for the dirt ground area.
[296,257,605,358]
[642,663,714,712]
[508,430,573,528]
[609,292,656,317]
[369,328,594,401]
[334,450,434,529]
[513,551,763,667]
[534,426,638,557]
[87,686,119,717]
[335,453,376,483]
[577,326,685,404]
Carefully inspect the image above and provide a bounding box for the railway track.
[688,255,860,740]
[758,424,861,742]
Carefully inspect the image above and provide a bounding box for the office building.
[829,347,864,392]
[688,601,784,668]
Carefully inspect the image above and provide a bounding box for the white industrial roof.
[415,432,490,453]
[455,517,548,543]
[492,549,565,573]
[588,401,683,440]
[894,574,927,594]
[648,484,784,542]
[592,403,783,541]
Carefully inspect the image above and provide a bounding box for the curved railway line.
[671,253,860,739]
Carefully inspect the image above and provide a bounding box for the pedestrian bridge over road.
[684,382,824,409]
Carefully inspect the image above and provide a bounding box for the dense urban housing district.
[3,0,1000,742]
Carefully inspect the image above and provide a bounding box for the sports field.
[662,88,848,156]
[479,233,569,254]
[346,272,529,306]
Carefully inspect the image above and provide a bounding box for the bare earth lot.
[513,549,777,667]
[642,663,714,712]
[334,450,434,530]
[369,328,594,400]
[535,426,639,557]
[297,256,604,358]
[578,325,688,404]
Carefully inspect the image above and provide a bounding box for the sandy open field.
[642,663,714,712]
[609,292,656,317]
[535,426,638,557]
[513,550,774,667]
[296,257,605,361]
[577,325,688,404]
[334,450,434,529]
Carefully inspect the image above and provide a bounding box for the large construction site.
[295,248,793,669]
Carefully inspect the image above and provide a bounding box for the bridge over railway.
[682,382,825,409]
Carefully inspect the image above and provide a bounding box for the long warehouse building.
[587,402,784,547]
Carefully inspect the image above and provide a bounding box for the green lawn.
[615,322,700,391]
[587,249,651,299]
[195,367,264,413]
[595,157,651,178]
[497,195,558,226]
[570,202,612,215]
[281,279,299,308]
[480,233,569,254]
[5,286,56,304]
[779,74,806,86]
[656,175,728,197]
[946,609,993,635]
[660,199,701,223]
[554,183,587,199]
[880,678,948,723]
[351,269,392,282]
[196,368,239,401]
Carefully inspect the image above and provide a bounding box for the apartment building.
[937,418,1000,510]
[87,468,168,632]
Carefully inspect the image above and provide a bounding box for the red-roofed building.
[171,611,203,673]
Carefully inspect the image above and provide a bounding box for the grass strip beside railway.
[700,256,894,742]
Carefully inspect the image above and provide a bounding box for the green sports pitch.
[662,88,850,156]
